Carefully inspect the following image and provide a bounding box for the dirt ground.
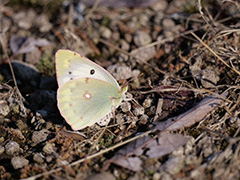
[0,0,240,179]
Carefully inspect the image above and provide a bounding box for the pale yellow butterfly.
[56,49,127,130]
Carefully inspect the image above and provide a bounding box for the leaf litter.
[0,0,240,179]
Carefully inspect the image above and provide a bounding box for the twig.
[21,129,153,180]
[190,32,240,76]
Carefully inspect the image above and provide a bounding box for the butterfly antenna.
[121,73,144,89]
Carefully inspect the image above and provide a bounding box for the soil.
[0,0,240,179]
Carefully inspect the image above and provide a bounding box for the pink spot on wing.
[85,78,89,83]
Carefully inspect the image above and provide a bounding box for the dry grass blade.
[191,32,240,76]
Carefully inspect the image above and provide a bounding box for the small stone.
[0,145,5,155]
[5,141,20,155]
[134,31,152,47]
[13,9,36,30]
[120,39,130,51]
[0,100,10,116]
[159,172,172,180]
[33,153,45,164]
[143,98,153,108]
[139,114,148,125]
[112,32,120,41]
[130,46,156,63]
[190,165,207,180]
[152,0,168,11]
[200,68,219,88]
[11,156,29,169]
[25,48,41,65]
[153,173,161,180]
[124,33,132,43]
[43,143,55,154]
[100,26,112,39]
[46,155,53,162]
[35,13,52,32]
[162,18,175,29]
[185,155,198,165]
[133,107,145,116]
[116,113,125,124]
[121,102,131,113]
[32,129,50,144]
[162,157,184,175]
[107,65,132,80]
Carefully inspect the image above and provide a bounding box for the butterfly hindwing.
[57,78,123,130]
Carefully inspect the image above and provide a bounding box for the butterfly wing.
[57,78,123,130]
[55,49,119,88]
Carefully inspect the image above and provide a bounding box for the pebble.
[33,153,45,164]
[11,156,29,169]
[116,113,125,124]
[130,46,156,63]
[13,9,36,30]
[124,33,132,43]
[200,68,219,88]
[35,13,52,33]
[139,114,148,125]
[143,98,153,108]
[112,31,120,41]
[5,141,20,155]
[190,165,207,180]
[133,107,145,116]
[153,173,161,180]
[43,143,55,154]
[152,0,168,11]
[46,155,53,162]
[100,26,112,39]
[32,129,50,144]
[25,48,41,65]
[0,100,10,116]
[120,39,130,51]
[107,65,132,80]
[161,157,184,175]
[121,102,131,113]
[133,31,152,46]
[0,145,5,155]
[162,18,176,29]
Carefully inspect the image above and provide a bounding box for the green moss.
[37,53,55,77]
[101,16,111,27]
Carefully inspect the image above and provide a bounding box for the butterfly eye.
[90,69,95,75]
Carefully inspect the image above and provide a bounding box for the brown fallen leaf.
[104,133,190,171]
[145,133,191,158]
[82,0,160,7]
[155,92,228,131]
[10,35,51,55]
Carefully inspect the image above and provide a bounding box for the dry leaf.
[10,35,51,55]
[146,133,191,158]
[104,133,190,171]
[155,92,227,131]
[82,0,160,7]
[113,157,142,171]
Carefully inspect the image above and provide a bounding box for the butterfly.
[55,49,128,130]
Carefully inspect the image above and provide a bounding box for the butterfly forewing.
[57,78,123,130]
[56,49,119,89]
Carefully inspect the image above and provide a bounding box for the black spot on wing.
[90,69,95,75]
